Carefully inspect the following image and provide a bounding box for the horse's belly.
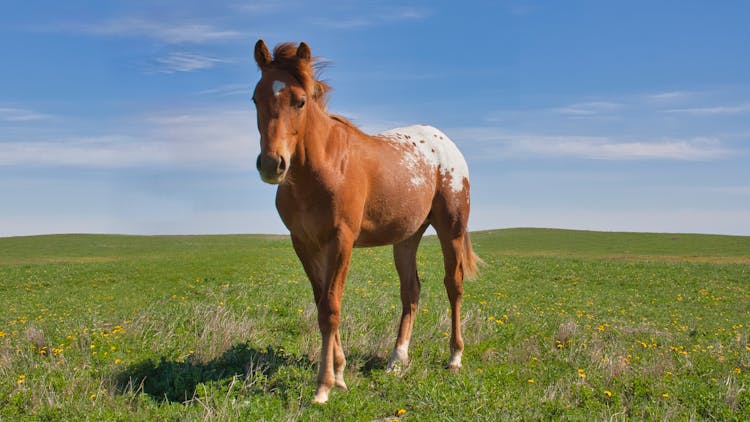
[354,222,423,247]
[354,198,432,247]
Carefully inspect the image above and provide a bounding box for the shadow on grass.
[347,352,388,376]
[114,343,310,403]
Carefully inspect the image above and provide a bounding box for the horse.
[251,40,481,403]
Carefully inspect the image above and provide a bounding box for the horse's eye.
[293,95,306,109]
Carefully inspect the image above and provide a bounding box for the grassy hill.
[0,229,748,420]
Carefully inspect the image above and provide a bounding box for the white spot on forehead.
[272,80,286,97]
[377,125,469,192]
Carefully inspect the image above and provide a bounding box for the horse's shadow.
[114,343,311,403]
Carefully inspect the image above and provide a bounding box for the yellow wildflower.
[603,390,613,398]
[17,374,26,385]
[396,409,406,416]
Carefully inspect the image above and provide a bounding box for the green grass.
[1,229,748,420]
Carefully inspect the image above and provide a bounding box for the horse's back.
[376,125,469,195]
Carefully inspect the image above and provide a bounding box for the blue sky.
[1,1,749,236]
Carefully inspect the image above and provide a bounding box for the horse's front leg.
[310,229,354,404]
[292,234,350,402]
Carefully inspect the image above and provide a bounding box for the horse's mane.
[271,43,363,133]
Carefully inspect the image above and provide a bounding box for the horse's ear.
[254,39,271,69]
[297,42,312,62]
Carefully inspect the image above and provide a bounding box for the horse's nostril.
[256,154,262,171]
[258,154,286,179]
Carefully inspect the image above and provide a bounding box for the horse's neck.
[294,111,358,175]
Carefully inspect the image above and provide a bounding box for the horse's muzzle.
[257,153,287,184]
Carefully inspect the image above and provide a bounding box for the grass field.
[1,228,748,420]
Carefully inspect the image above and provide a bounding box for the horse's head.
[252,40,318,184]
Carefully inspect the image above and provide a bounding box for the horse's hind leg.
[431,197,469,370]
[438,233,465,370]
[388,224,429,371]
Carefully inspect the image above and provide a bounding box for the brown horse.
[252,40,481,403]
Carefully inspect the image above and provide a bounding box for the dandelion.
[17,374,26,385]
[662,393,669,399]
[734,368,742,375]
[396,409,407,416]
[0,331,5,337]
[114,359,122,365]
[527,379,535,383]
[577,369,586,379]
[603,390,613,398]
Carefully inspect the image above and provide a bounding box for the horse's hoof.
[312,385,331,404]
[335,379,348,391]
[386,360,405,374]
[447,351,462,372]
[312,392,329,404]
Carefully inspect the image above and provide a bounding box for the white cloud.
[155,52,226,73]
[551,101,622,117]
[664,103,750,115]
[80,18,242,43]
[455,128,731,161]
[0,109,258,169]
[646,91,696,101]
[0,107,52,122]
[198,83,251,96]
[508,137,729,160]
[311,6,429,29]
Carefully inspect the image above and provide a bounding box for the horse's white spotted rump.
[272,80,286,97]
[378,125,469,192]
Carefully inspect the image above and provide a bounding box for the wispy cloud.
[664,103,750,115]
[552,101,622,116]
[79,18,242,43]
[0,107,52,122]
[155,52,227,73]
[311,6,430,29]
[503,137,730,160]
[646,91,696,101]
[456,127,731,161]
[0,109,256,169]
[198,84,251,97]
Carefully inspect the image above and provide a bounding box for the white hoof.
[387,342,409,373]
[312,387,330,404]
[447,351,462,371]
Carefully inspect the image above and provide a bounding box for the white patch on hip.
[378,125,469,192]
[272,80,286,97]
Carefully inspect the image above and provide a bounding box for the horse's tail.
[462,232,483,280]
